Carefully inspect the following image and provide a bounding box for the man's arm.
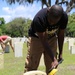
[37,32,58,63]
[57,29,65,60]
[0,38,5,44]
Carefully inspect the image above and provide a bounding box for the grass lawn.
[0,43,28,75]
[0,42,75,75]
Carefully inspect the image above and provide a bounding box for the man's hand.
[51,57,58,68]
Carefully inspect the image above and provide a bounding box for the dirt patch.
[67,65,75,71]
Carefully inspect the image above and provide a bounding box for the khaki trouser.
[24,36,57,74]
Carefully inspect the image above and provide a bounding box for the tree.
[3,0,75,13]
[5,17,32,37]
[0,28,2,35]
[0,17,6,35]
[0,17,5,25]
[66,13,75,37]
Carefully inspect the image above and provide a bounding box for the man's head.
[47,5,63,25]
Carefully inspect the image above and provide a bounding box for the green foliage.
[0,17,6,35]
[66,13,75,37]
[5,17,32,37]
[0,17,5,25]
[0,28,2,35]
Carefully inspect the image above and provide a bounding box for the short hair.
[47,5,63,20]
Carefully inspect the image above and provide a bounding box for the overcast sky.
[0,0,75,23]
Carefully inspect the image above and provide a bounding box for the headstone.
[12,37,28,43]
[64,37,69,43]
[14,42,23,57]
[20,38,25,43]
[13,38,20,42]
[0,53,4,69]
[23,70,46,75]
[5,44,10,53]
[68,38,75,50]
[70,46,75,54]
[39,54,44,66]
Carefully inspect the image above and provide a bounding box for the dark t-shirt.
[28,8,68,38]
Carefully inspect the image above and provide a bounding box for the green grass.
[0,43,27,75]
[56,42,75,75]
[0,42,75,75]
[39,42,75,75]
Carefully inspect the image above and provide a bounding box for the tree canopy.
[3,0,75,13]
[0,18,5,35]
[3,17,32,37]
[0,13,75,37]
[1,0,75,37]
[66,13,75,37]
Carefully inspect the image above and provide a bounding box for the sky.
[0,0,75,23]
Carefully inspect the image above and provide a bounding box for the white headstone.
[23,70,46,75]
[14,42,23,57]
[64,37,69,43]
[20,38,25,43]
[39,54,44,66]
[68,38,75,50]
[71,46,75,54]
